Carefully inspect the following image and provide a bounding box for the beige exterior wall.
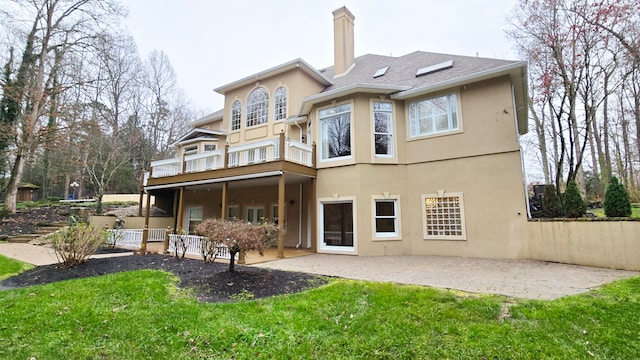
[527,220,640,270]
[221,68,325,146]
[176,183,310,248]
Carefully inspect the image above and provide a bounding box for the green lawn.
[0,257,638,359]
[0,254,33,281]
[591,206,640,218]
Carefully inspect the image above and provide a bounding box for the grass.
[591,205,640,218]
[0,255,33,281]
[0,263,638,359]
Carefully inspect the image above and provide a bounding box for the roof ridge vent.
[416,60,454,77]
[373,66,390,78]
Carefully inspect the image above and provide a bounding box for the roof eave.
[191,110,224,127]
[390,61,528,100]
[170,128,228,147]
[214,58,333,94]
[297,84,411,115]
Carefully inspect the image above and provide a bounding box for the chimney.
[332,6,355,77]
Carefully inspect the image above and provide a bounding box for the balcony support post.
[141,191,151,253]
[221,182,228,220]
[277,172,286,258]
[279,131,285,161]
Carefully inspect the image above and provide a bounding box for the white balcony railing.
[168,234,238,260]
[286,139,313,167]
[227,138,279,167]
[148,136,314,179]
[184,150,224,173]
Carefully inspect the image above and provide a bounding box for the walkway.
[253,254,637,300]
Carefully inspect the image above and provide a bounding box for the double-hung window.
[409,92,459,138]
[319,103,351,160]
[273,86,287,121]
[421,193,466,240]
[231,100,241,131]
[373,199,399,238]
[373,102,393,156]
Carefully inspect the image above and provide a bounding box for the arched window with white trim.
[231,100,242,131]
[246,87,269,127]
[273,86,287,121]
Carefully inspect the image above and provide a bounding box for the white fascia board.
[214,58,332,94]
[284,115,309,125]
[297,84,411,115]
[175,137,220,147]
[144,171,284,192]
[170,128,227,147]
[191,110,223,127]
[391,61,527,100]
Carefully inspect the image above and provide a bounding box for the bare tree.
[1,0,124,213]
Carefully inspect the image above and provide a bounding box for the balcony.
[148,133,315,180]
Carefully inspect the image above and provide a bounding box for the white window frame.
[371,195,401,240]
[273,86,287,121]
[372,101,394,157]
[246,205,265,224]
[421,192,467,240]
[231,100,242,131]
[318,196,357,254]
[246,87,269,127]
[186,206,203,234]
[319,102,353,161]
[408,92,461,138]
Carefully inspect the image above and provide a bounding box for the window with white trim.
[421,193,466,240]
[409,93,459,138]
[231,100,241,130]
[319,103,351,160]
[321,201,354,248]
[374,199,398,237]
[273,86,287,121]
[373,102,393,156]
[186,207,203,234]
[246,87,269,127]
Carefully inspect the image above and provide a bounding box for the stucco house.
[143,6,530,260]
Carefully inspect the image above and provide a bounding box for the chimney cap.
[332,6,355,20]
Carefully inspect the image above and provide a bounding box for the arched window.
[273,86,287,121]
[246,87,269,127]
[231,100,242,131]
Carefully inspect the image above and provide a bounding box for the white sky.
[122,0,521,113]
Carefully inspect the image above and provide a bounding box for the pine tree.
[604,176,632,217]
[563,180,586,218]
[543,184,563,218]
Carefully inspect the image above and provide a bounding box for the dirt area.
[1,205,71,238]
[0,253,328,303]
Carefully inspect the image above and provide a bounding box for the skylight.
[416,60,454,77]
[373,66,390,78]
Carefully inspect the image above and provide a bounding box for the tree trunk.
[3,152,25,213]
[529,100,551,183]
[228,250,237,273]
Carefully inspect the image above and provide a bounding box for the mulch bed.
[1,206,327,303]
[1,254,328,303]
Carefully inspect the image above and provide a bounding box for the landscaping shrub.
[196,218,279,272]
[604,176,632,217]
[542,184,563,217]
[49,223,108,267]
[563,180,586,217]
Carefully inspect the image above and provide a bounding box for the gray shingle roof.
[320,51,518,93]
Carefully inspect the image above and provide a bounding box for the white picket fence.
[168,234,238,260]
[107,228,166,248]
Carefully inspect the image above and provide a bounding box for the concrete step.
[7,234,42,243]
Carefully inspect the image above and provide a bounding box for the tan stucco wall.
[177,182,309,248]
[527,220,640,270]
[222,68,325,146]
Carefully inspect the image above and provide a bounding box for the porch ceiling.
[182,173,312,192]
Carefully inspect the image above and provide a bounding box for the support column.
[141,191,151,253]
[278,172,286,258]
[221,182,228,219]
[176,187,185,233]
[310,178,317,252]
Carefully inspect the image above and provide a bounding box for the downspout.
[512,83,531,218]
[296,183,303,248]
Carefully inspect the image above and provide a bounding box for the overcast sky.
[122,0,521,114]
